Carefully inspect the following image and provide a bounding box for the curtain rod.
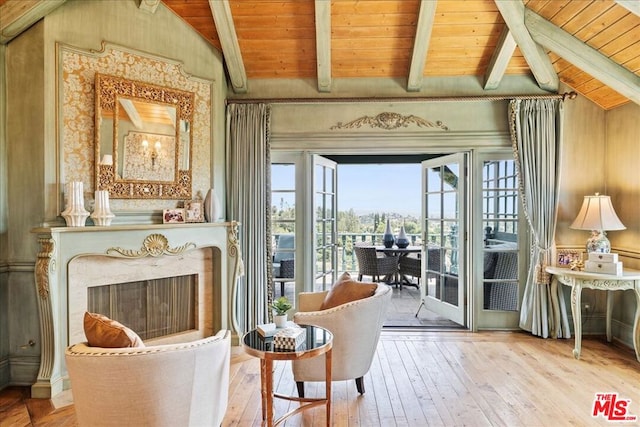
[225,91,577,105]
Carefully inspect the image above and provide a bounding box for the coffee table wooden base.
[260,350,332,426]
[242,326,333,427]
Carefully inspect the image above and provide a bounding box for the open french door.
[312,155,338,291]
[418,153,467,326]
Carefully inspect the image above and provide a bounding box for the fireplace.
[87,275,197,341]
[31,223,242,398]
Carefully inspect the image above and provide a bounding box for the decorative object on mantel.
[570,193,625,253]
[61,181,90,227]
[90,190,115,226]
[184,198,204,223]
[204,188,222,222]
[395,223,410,249]
[163,208,186,224]
[383,219,395,248]
[330,112,449,131]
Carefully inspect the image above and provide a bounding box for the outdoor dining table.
[375,246,421,288]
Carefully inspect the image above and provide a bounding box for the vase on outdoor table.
[383,219,395,248]
[395,225,410,248]
[61,181,90,227]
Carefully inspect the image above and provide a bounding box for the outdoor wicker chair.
[353,246,399,283]
[399,255,421,286]
[274,258,295,296]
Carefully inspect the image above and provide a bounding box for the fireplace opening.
[87,274,197,340]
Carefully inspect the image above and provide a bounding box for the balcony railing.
[335,233,421,272]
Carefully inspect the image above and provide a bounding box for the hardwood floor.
[2,330,639,426]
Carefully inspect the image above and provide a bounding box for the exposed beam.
[208,0,248,93]
[407,0,437,92]
[315,0,331,93]
[525,8,640,106]
[484,27,517,90]
[0,0,66,44]
[138,0,161,14]
[494,0,558,92]
[118,99,143,129]
[615,0,640,16]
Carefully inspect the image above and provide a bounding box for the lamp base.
[586,230,611,253]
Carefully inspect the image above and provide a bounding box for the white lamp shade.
[570,194,625,231]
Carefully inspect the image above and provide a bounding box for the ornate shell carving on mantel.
[330,112,449,131]
[106,233,196,258]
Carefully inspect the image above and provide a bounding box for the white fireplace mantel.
[31,222,243,398]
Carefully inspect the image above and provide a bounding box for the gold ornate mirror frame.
[95,73,194,199]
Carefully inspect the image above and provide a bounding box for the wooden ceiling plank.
[561,2,616,37]
[573,6,629,42]
[208,0,248,93]
[494,0,559,91]
[0,0,66,44]
[408,0,437,91]
[484,26,517,90]
[315,0,331,92]
[588,16,639,49]
[526,8,640,105]
[615,0,640,17]
[599,27,640,58]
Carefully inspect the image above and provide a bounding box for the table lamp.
[570,193,625,253]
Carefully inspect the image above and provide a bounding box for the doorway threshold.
[384,285,464,329]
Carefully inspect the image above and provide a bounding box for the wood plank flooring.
[2,330,640,426]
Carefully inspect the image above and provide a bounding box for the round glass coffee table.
[242,324,333,427]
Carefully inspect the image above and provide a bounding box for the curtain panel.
[226,103,272,334]
[510,98,569,338]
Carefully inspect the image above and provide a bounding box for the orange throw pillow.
[83,312,145,348]
[320,273,378,310]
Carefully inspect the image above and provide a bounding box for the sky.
[337,164,421,217]
[271,162,423,217]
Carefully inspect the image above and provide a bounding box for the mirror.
[95,73,194,199]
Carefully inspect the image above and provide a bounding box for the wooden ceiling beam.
[494,0,559,92]
[615,0,640,17]
[315,0,331,92]
[208,0,248,93]
[0,0,66,44]
[483,27,517,90]
[407,0,438,92]
[525,8,640,106]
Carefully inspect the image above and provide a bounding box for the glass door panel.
[419,153,466,326]
[313,155,338,292]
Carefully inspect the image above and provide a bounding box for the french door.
[419,153,467,326]
[312,155,338,291]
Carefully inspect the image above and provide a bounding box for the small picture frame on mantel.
[163,208,186,224]
[184,199,204,223]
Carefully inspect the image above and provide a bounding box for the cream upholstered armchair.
[292,283,391,397]
[65,330,231,427]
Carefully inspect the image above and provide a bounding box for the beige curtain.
[510,98,567,338]
[226,103,272,334]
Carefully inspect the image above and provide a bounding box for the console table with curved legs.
[546,266,640,362]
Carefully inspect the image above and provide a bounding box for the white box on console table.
[584,260,623,276]
[588,252,619,263]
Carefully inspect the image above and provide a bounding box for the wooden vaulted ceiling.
[161,0,640,110]
[1,0,638,110]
